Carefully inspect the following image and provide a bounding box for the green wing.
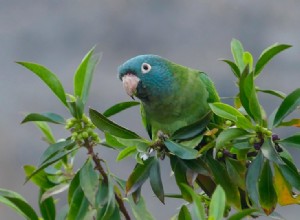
[140,104,152,139]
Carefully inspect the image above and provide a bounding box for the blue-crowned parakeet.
[118,55,220,139]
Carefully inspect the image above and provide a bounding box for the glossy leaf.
[17,61,67,107]
[231,38,245,72]
[209,185,226,220]
[178,205,192,220]
[278,133,300,149]
[273,164,300,205]
[164,140,199,160]
[67,186,89,220]
[255,43,291,77]
[227,208,258,220]
[74,47,101,105]
[243,51,253,72]
[23,165,55,189]
[278,118,300,127]
[114,136,149,152]
[273,88,300,127]
[127,193,155,220]
[126,157,155,195]
[149,158,164,203]
[278,157,300,191]
[67,98,84,119]
[258,160,277,215]
[260,138,283,164]
[39,188,56,220]
[80,157,99,207]
[182,158,210,176]
[22,112,65,124]
[220,59,240,78]
[68,171,80,204]
[41,183,69,202]
[116,146,137,161]
[0,188,39,220]
[103,101,140,117]
[34,121,56,144]
[257,89,286,99]
[225,158,246,190]
[89,108,140,139]
[100,174,116,220]
[246,151,264,207]
[216,128,249,150]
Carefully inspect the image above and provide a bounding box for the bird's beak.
[122,74,140,98]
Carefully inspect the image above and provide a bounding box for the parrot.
[118,55,220,140]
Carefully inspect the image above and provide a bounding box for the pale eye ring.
[141,63,151,74]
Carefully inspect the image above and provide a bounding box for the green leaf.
[116,146,137,161]
[231,39,245,72]
[164,140,199,160]
[68,171,80,204]
[278,157,300,191]
[39,188,56,220]
[127,193,155,220]
[278,118,300,127]
[34,121,56,144]
[74,47,101,105]
[149,158,164,203]
[17,61,67,107]
[246,151,264,207]
[67,98,84,119]
[216,128,250,150]
[89,108,140,139]
[22,112,65,124]
[205,155,241,209]
[209,102,254,130]
[279,134,300,148]
[255,43,291,77]
[227,208,258,220]
[261,138,284,164]
[67,185,89,220]
[178,205,192,220]
[114,136,149,152]
[172,111,212,140]
[99,174,116,220]
[243,51,253,72]
[209,185,226,220]
[258,160,277,215]
[220,59,240,78]
[80,157,99,207]
[273,88,300,127]
[225,158,246,190]
[23,165,55,189]
[257,88,286,99]
[103,101,140,117]
[126,157,155,195]
[0,188,39,220]
[40,183,69,202]
[182,158,210,176]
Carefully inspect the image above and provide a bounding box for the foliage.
[1,39,299,220]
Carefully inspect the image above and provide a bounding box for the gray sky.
[1,1,300,219]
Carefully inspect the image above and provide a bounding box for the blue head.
[118,55,174,102]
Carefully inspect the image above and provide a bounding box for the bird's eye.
[141,63,151,74]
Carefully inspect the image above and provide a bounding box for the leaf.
[278,118,300,127]
[80,157,99,207]
[246,151,264,207]
[278,157,300,191]
[40,183,69,202]
[209,185,226,220]
[89,108,140,139]
[67,185,89,220]
[74,47,101,105]
[103,101,140,117]
[34,121,56,144]
[0,188,39,220]
[17,61,67,107]
[22,112,65,124]
[182,158,210,176]
[23,165,55,189]
[116,146,137,161]
[273,88,300,127]
[68,171,80,204]
[279,133,300,148]
[227,208,258,220]
[231,39,245,72]
[149,158,164,203]
[164,140,199,160]
[220,59,240,78]
[273,164,300,205]
[127,193,155,220]
[172,111,212,140]
[205,155,241,209]
[257,89,286,99]
[39,188,56,220]
[126,157,155,195]
[225,158,246,190]
[67,98,84,119]
[260,138,284,164]
[179,134,203,149]
[216,128,250,150]
[258,160,277,215]
[255,43,291,77]
[99,174,116,220]
[178,205,192,220]
[243,51,253,72]
[114,136,149,152]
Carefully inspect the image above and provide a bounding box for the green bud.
[82,131,89,139]
[225,120,232,126]
[249,137,256,145]
[217,151,223,159]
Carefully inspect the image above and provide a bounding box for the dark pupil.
[143,64,148,70]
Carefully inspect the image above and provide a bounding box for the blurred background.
[1,0,300,219]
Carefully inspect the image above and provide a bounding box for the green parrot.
[118,55,220,140]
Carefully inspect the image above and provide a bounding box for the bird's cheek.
[122,74,140,97]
